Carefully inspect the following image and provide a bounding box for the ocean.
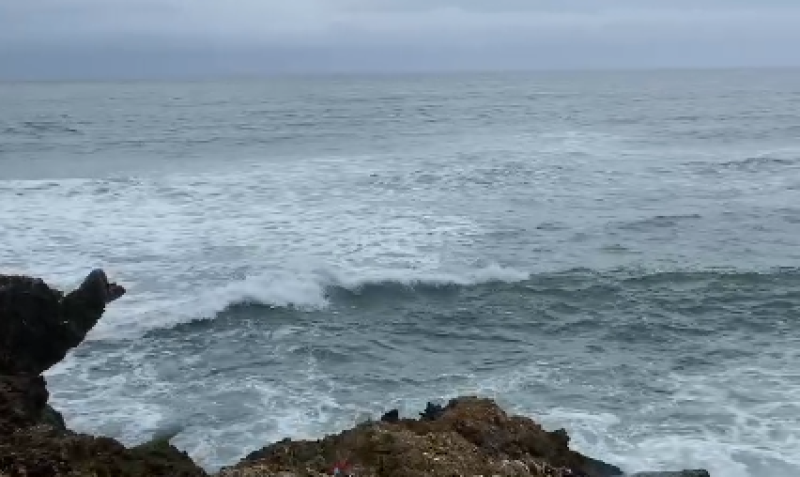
[1,69,799,476]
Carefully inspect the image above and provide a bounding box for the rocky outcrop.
[0,270,710,477]
[0,269,125,375]
[220,397,623,477]
[0,425,205,477]
[220,398,712,477]
[0,270,207,477]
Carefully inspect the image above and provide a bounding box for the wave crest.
[95,265,800,339]
[721,155,797,171]
[179,264,530,319]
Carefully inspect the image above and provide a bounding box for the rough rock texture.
[0,425,205,477]
[0,374,50,434]
[0,270,207,477]
[0,269,125,375]
[219,397,624,477]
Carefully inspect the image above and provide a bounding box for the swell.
[138,266,800,336]
[215,264,529,309]
[719,154,797,170]
[133,264,531,334]
[3,120,82,136]
[613,213,703,231]
[689,150,800,175]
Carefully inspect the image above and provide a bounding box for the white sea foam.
[166,349,347,470]
[51,349,800,476]
[484,361,800,477]
[48,351,168,445]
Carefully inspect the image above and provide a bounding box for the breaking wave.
[720,154,797,171]
[203,264,528,312]
[103,265,800,340]
[114,264,531,336]
[689,149,800,174]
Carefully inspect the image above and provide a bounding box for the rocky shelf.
[0,270,710,477]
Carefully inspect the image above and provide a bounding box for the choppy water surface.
[1,69,799,476]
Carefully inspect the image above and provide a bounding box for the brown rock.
[220,397,622,477]
[0,425,207,477]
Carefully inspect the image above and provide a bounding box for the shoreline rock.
[1,270,207,477]
[0,269,125,375]
[221,396,627,477]
[0,271,710,477]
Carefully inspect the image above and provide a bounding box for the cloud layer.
[2,0,800,78]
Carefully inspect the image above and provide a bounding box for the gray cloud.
[1,0,800,79]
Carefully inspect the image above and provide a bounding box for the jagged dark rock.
[419,401,444,421]
[580,453,624,476]
[380,409,399,423]
[547,427,622,476]
[40,403,67,431]
[0,269,126,375]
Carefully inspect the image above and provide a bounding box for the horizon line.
[2,64,799,84]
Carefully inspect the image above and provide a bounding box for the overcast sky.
[2,0,800,79]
